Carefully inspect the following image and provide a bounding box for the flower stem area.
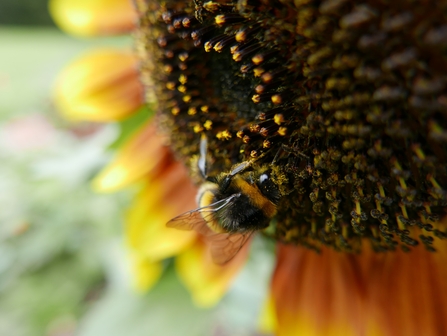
[0,27,273,336]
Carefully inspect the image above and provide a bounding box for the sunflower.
[53,0,447,335]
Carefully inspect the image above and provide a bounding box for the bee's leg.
[272,144,300,165]
[271,145,287,165]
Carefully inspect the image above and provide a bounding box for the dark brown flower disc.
[136,0,447,253]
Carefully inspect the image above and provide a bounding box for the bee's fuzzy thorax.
[230,175,278,218]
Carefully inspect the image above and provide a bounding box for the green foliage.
[109,105,154,150]
[0,27,130,336]
[0,0,55,26]
[0,122,129,335]
[78,268,215,336]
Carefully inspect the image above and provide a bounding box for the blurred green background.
[0,0,55,26]
[0,1,274,335]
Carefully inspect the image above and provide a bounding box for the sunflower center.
[209,51,267,120]
[138,0,447,254]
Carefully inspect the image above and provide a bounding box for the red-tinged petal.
[54,49,144,122]
[175,237,251,308]
[49,0,136,36]
[366,241,447,336]
[272,245,364,336]
[272,237,447,336]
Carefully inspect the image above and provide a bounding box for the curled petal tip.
[50,0,137,37]
[129,252,163,293]
[53,49,144,122]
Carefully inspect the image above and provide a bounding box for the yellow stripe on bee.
[197,183,226,233]
[198,188,215,209]
[232,176,277,218]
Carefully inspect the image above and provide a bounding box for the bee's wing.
[206,230,254,265]
[166,207,210,233]
[166,194,238,233]
[166,195,253,265]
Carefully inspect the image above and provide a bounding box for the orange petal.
[272,245,364,336]
[92,122,169,192]
[49,0,136,36]
[54,49,144,122]
[366,240,447,336]
[175,237,251,308]
[272,237,447,336]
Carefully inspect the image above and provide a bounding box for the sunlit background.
[0,1,273,335]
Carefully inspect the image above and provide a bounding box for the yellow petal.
[127,210,196,262]
[129,251,163,292]
[92,122,169,192]
[271,244,374,336]
[54,49,143,122]
[258,296,277,335]
[175,238,250,308]
[49,0,136,36]
[126,172,198,260]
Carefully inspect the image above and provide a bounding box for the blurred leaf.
[0,0,55,26]
[0,251,104,336]
[108,105,154,150]
[31,125,118,186]
[78,238,275,336]
[77,267,214,336]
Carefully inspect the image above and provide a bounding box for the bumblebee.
[167,135,282,264]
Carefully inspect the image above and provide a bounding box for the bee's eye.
[257,173,281,204]
[258,174,272,191]
[259,173,269,184]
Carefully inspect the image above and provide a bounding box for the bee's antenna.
[271,146,285,165]
[198,133,208,179]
